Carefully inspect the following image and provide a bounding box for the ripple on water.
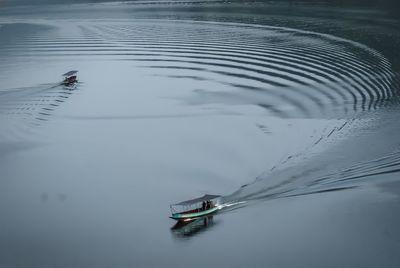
[2,20,397,119]
[1,19,399,198]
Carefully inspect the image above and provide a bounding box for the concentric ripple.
[3,20,397,119]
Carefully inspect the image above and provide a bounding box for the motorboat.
[62,70,78,86]
[170,194,221,222]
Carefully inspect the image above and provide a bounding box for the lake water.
[0,1,400,267]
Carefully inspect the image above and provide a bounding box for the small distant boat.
[170,194,221,222]
[62,70,78,86]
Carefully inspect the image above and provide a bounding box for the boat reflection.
[170,216,218,239]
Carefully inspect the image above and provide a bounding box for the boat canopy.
[62,70,78,77]
[172,194,221,206]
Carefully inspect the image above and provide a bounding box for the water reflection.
[171,216,218,239]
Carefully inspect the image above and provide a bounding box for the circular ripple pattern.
[1,20,398,119]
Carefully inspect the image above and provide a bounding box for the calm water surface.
[0,1,400,267]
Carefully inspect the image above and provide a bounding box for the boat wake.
[0,82,78,148]
[223,104,400,205]
[212,200,249,217]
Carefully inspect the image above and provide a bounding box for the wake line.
[0,82,79,140]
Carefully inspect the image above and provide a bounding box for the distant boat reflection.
[170,216,218,239]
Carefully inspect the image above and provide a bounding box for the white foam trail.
[217,201,246,210]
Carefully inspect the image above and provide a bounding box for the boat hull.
[170,207,219,222]
[62,76,77,86]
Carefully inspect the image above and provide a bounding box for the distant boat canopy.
[62,70,78,77]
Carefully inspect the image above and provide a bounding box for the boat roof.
[172,194,221,206]
[62,70,78,76]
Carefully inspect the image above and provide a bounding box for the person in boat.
[202,201,206,211]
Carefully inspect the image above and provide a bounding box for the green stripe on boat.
[172,207,219,219]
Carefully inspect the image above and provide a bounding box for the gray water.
[1,1,400,267]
